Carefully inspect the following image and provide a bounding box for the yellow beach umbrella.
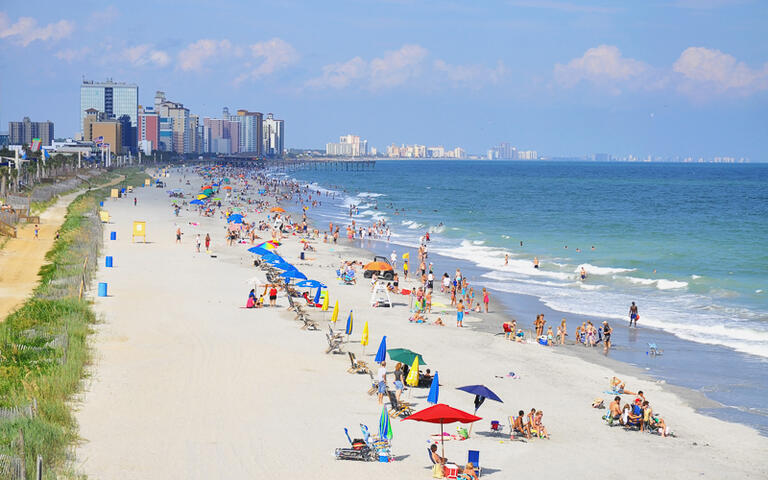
[331,300,339,323]
[406,356,420,387]
[197,194,207,200]
[361,321,369,346]
[322,292,329,311]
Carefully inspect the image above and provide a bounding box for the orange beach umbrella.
[270,207,286,213]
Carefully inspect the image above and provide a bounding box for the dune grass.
[0,167,149,479]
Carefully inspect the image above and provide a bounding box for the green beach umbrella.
[379,405,393,440]
[387,348,427,366]
[212,197,222,201]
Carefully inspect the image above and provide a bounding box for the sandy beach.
[74,168,768,479]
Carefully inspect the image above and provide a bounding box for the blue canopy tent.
[227,214,244,224]
[247,246,272,256]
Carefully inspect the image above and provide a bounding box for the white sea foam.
[472,240,486,245]
[357,192,385,198]
[656,279,688,290]
[576,263,635,275]
[691,274,702,280]
[429,225,446,234]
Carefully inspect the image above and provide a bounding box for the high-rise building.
[138,106,159,153]
[90,120,123,155]
[327,134,368,156]
[155,91,191,154]
[80,79,138,151]
[203,117,240,154]
[159,117,173,152]
[488,142,517,160]
[263,113,284,157]
[8,117,54,147]
[189,114,202,154]
[231,110,263,154]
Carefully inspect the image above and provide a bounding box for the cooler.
[443,464,459,479]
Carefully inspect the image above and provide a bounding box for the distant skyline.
[1,0,767,159]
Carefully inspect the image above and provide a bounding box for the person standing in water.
[505,253,509,265]
[533,257,539,269]
[580,266,587,281]
[629,302,639,327]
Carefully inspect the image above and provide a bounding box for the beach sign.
[111,188,119,199]
[132,221,146,243]
[145,178,151,186]
[99,210,110,223]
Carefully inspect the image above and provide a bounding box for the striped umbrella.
[379,405,393,441]
[345,311,354,335]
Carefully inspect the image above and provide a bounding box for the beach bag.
[246,297,255,308]
[432,463,445,478]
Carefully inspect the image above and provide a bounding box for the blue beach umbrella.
[379,405,393,441]
[456,384,503,413]
[345,311,354,335]
[296,279,325,289]
[261,253,285,263]
[281,270,308,281]
[271,262,297,271]
[190,199,204,205]
[228,214,243,223]
[313,286,323,305]
[427,371,440,405]
[374,336,387,363]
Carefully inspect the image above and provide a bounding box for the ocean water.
[283,160,768,430]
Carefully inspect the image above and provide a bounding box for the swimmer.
[533,257,539,269]
[580,267,587,280]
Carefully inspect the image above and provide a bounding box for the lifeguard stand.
[132,221,146,243]
[370,281,392,308]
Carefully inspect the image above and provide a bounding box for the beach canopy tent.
[190,199,204,205]
[296,279,326,289]
[387,348,427,366]
[247,246,272,256]
[456,385,503,414]
[402,404,481,459]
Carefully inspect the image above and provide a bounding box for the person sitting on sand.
[512,410,532,439]
[246,289,259,308]
[503,321,514,340]
[515,329,525,343]
[609,396,622,424]
[532,410,550,439]
[610,377,637,396]
[409,312,426,323]
[434,317,445,326]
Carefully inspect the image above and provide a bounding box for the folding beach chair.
[387,390,414,418]
[467,450,482,477]
[347,352,370,374]
[325,333,343,354]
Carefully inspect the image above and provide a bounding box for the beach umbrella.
[345,311,353,335]
[405,356,419,387]
[379,405,393,441]
[456,385,503,414]
[313,286,323,305]
[203,188,214,195]
[374,336,387,363]
[247,246,271,256]
[228,214,244,223]
[269,261,296,271]
[402,252,410,260]
[196,194,207,200]
[223,185,233,190]
[212,197,222,201]
[190,199,204,205]
[321,292,329,311]
[364,261,394,271]
[296,279,325,289]
[402,404,481,460]
[387,348,427,366]
[331,300,339,323]
[223,177,230,183]
[361,322,369,348]
[261,252,284,262]
[280,270,307,281]
[427,371,440,405]
[270,206,286,213]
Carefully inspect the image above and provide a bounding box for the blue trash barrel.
[105,256,113,268]
[99,201,104,207]
[98,283,108,297]
[110,231,116,240]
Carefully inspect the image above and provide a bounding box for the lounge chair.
[347,352,370,374]
[366,370,378,396]
[326,333,343,354]
[387,390,414,418]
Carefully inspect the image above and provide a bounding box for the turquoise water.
[289,160,768,359]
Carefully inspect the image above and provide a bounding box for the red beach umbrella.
[402,404,481,459]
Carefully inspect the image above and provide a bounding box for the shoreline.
[284,175,768,437]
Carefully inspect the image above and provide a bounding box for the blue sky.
[1,0,767,158]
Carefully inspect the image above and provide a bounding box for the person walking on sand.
[482,288,490,313]
[34,225,39,239]
[196,234,201,253]
[176,227,182,244]
[205,233,211,253]
[376,361,388,405]
[390,250,397,269]
[603,321,612,352]
[134,197,137,206]
[629,302,639,327]
[456,299,465,327]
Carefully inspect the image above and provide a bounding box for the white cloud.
[123,44,170,68]
[433,59,508,88]
[554,45,653,94]
[177,39,233,72]
[0,12,74,46]
[307,44,428,90]
[673,46,768,96]
[89,5,119,24]
[234,38,299,84]
[55,47,92,63]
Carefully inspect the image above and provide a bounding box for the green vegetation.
[0,167,149,479]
